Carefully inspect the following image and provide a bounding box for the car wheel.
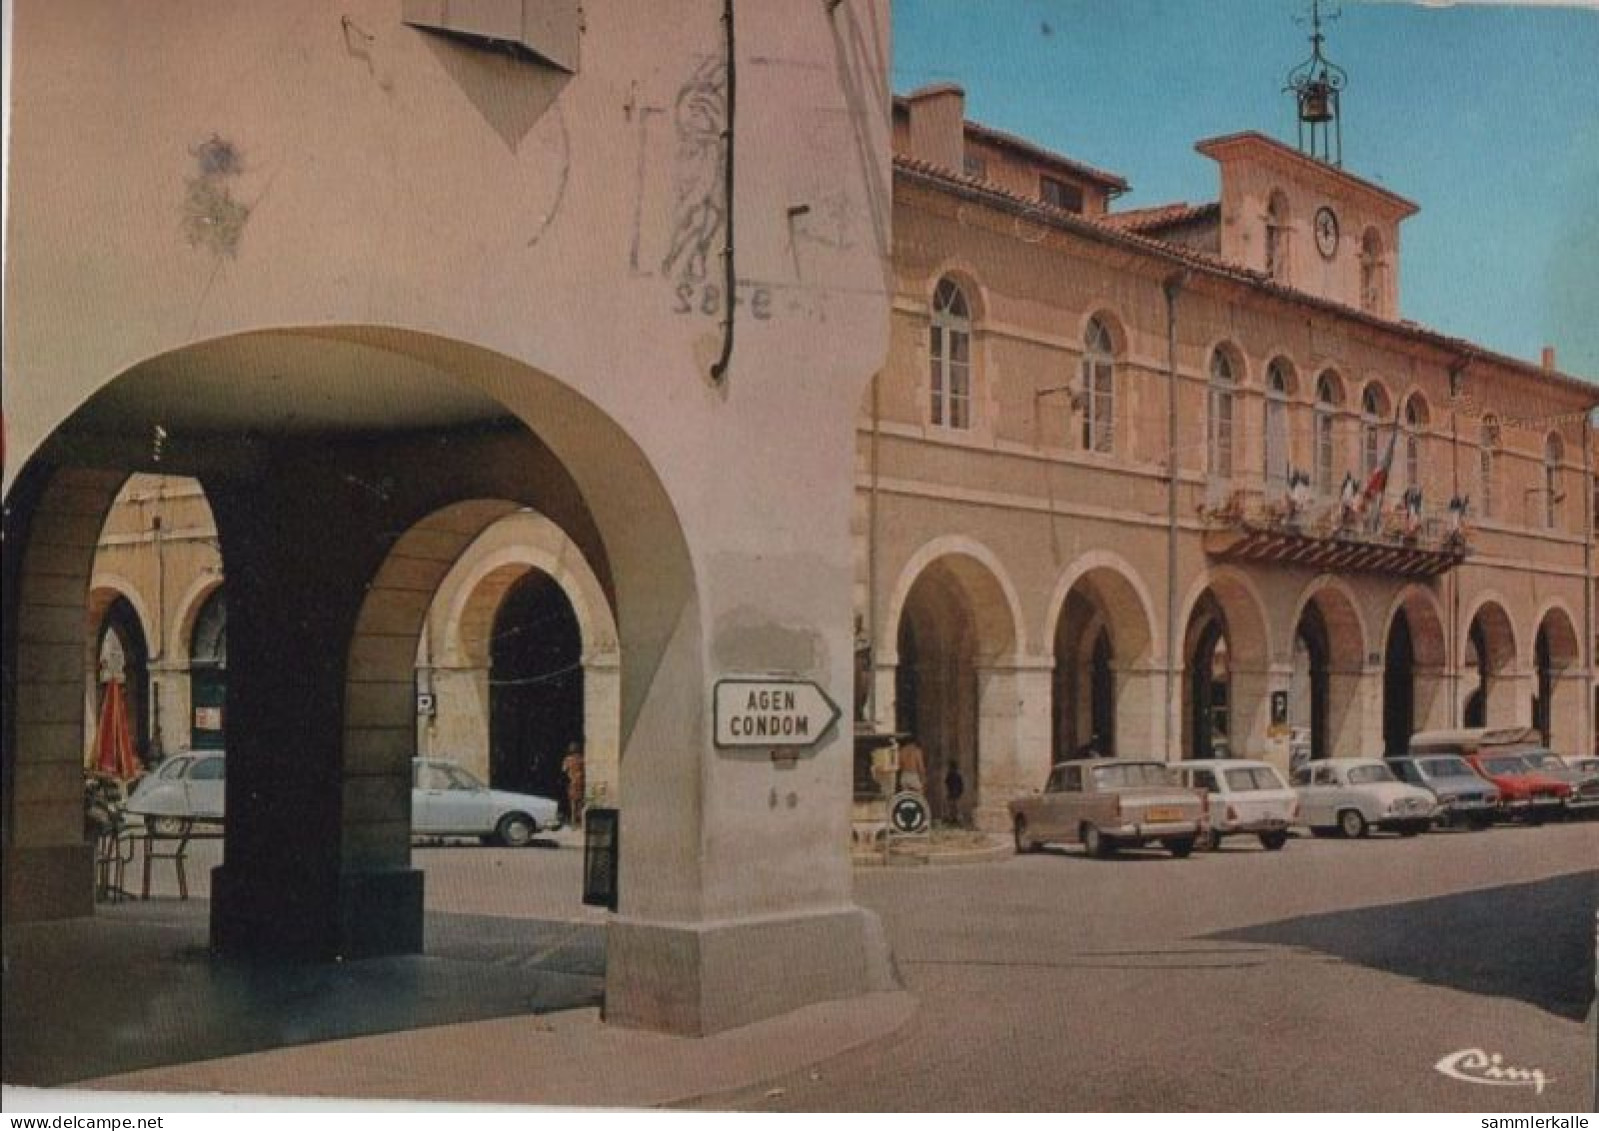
[1012,816,1037,855]
[1165,837,1195,859]
[1082,823,1114,859]
[1337,809,1368,839]
[496,813,536,848]
[1259,831,1289,851]
[149,816,188,838]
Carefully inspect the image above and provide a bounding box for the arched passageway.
[1051,564,1156,762]
[90,594,152,766]
[1462,601,1518,728]
[1180,575,1270,762]
[1291,583,1366,761]
[1382,589,1449,749]
[1532,608,1581,753]
[890,549,1019,829]
[488,571,583,808]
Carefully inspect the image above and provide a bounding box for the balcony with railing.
[1200,485,1470,577]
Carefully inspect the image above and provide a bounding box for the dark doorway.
[1383,611,1415,756]
[1463,618,1487,728]
[1295,603,1330,761]
[1187,598,1230,760]
[489,570,583,804]
[98,596,151,763]
[1090,628,1115,758]
[1533,626,1552,745]
[189,588,227,750]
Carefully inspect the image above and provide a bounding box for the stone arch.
[1178,568,1273,761]
[881,539,1026,832]
[1379,585,1450,752]
[418,510,621,806]
[1048,554,1160,761]
[1532,601,1582,753]
[1461,594,1520,728]
[925,259,991,323]
[881,536,1023,666]
[5,326,703,969]
[84,576,156,766]
[1289,576,1368,760]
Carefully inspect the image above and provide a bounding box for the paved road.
[13,819,1595,1109]
[692,821,1597,1111]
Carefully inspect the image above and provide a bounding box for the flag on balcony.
[1362,404,1403,531]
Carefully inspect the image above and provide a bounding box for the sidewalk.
[63,989,916,1110]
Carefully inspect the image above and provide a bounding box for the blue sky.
[893,0,1599,380]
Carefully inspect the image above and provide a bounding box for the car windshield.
[1482,756,1530,776]
[1521,752,1563,771]
[1224,767,1285,791]
[1419,756,1474,779]
[1347,764,1396,785]
[1092,763,1173,789]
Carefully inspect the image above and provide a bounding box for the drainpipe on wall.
[866,372,882,727]
[1447,354,1471,724]
[709,0,737,386]
[1163,270,1189,761]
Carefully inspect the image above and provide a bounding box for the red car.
[1463,752,1569,823]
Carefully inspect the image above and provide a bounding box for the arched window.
[1479,416,1499,520]
[1360,228,1386,314]
[1264,358,1293,490]
[1545,432,1565,529]
[1361,383,1390,479]
[1403,394,1429,494]
[929,277,973,430]
[1265,191,1290,281]
[1314,372,1342,496]
[1207,349,1237,483]
[1080,317,1115,454]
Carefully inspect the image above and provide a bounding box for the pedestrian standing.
[561,742,587,830]
[897,737,927,794]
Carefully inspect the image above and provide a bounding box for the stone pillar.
[1256,664,1293,773]
[583,651,622,808]
[205,459,422,962]
[1229,662,1273,761]
[1119,664,1167,761]
[971,659,1052,831]
[1486,668,1531,727]
[420,664,491,781]
[1352,667,1387,755]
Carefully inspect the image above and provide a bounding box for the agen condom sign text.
[713,678,842,749]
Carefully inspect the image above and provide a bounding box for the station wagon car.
[1290,758,1435,838]
[1173,760,1298,850]
[1011,759,1203,858]
[127,753,560,845]
[1387,754,1499,829]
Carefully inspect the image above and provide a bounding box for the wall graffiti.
[660,57,728,282]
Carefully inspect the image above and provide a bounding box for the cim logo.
[1434,1048,1550,1095]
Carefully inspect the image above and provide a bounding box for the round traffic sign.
[888,791,930,835]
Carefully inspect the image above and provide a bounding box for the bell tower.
[1284,0,1347,167]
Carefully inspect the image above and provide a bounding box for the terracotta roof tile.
[1100,201,1220,232]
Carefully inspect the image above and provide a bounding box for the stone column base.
[604,905,899,1036]
[211,865,423,960]
[2,843,95,922]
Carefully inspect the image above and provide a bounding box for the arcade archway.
[1180,574,1270,761]
[1290,582,1367,761]
[1051,564,1156,761]
[1462,599,1518,728]
[891,550,1019,828]
[1532,606,1581,752]
[1382,588,1448,750]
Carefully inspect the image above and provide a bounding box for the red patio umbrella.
[93,678,141,784]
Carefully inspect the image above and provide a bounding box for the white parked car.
[1290,758,1436,838]
[1174,760,1298,850]
[127,753,559,846]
